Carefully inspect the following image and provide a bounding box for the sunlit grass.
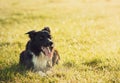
[0,0,120,82]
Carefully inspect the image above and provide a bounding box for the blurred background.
[0,0,120,83]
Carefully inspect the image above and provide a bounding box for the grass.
[0,0,120,82]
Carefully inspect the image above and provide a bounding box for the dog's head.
[26,27,54,58]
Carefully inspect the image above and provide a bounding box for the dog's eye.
[40,37,44,40]
[48,35,52,39]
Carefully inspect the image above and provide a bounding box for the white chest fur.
[32,52,50,71]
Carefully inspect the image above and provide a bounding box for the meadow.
[0,0,120,83]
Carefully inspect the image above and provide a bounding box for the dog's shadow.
[0,63,28,82]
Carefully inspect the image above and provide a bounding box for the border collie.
[19,27,60,76]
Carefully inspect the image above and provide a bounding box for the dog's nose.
[49,41,53,46]
[47,38,53,46]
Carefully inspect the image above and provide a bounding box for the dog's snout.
[47,38,53,45]
[49,41,53,46]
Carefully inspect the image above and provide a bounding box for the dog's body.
[19,27,60,74]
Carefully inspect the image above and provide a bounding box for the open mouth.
[41,46,54,58]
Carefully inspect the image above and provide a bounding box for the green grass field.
[0,0,120,83]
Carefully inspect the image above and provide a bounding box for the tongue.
[42,47,54,58]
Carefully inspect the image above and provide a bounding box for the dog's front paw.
[46,70,53,75]
[38,71,46,77]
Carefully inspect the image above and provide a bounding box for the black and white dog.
[19,27,60,76]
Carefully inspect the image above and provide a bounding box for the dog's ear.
[42,27,51,34]
[26,30,36,39]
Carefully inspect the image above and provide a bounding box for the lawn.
[0,0,120,83]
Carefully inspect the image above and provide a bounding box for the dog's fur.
[19,27,60,73]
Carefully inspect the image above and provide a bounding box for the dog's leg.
[52,50,60,66]
[38,71,46,77]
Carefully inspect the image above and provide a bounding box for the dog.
[19,27,60,76]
